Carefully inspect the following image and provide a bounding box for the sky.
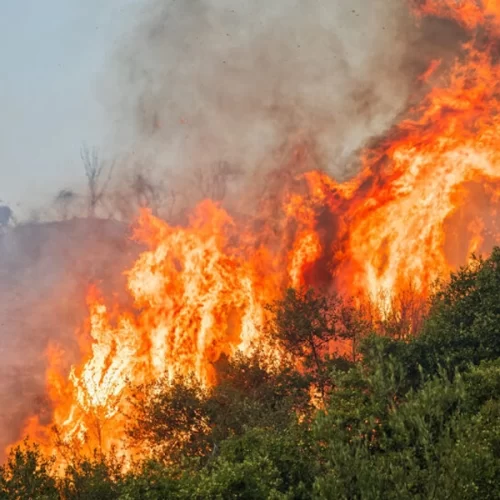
[0,0,139,213]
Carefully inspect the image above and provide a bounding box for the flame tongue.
[46,201,277,455]
[332,2,500,302]
[11,2,500,460]
[128,202,267,381]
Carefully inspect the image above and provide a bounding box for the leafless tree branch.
[81,145,116,217]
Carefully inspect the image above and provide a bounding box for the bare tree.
[192,161,242,202]
[376,283,428,340]
[0,205,15,232]
[132,172,160,216]
[163,188,180,221]
[81,145,115,217]
[131,171,182,221]
[54,189,77,220]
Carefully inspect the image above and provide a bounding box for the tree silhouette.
[81,145,115,217]
[0,205,15,231]
[54,189,77,220]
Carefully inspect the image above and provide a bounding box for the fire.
[9,1,500,461]
[412,0,500,33]
[31,201,282,458]
[320,0,500,303]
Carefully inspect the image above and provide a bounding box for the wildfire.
[9,1,500,461]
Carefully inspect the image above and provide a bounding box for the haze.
[0,0,139,214]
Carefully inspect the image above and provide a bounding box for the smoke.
[104,0,467,187]
[0,219,140,458]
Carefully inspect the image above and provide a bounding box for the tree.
[127,376,212,465]
[205,351,312,450]
[359,248,500,391]
[54,189,77,220]
[132,172,161,216]
[127,351,311,467]
[191,161,242,202]
[120,461,188,500]
[336,297,372,362]
[386,248,500,382]
[0,205,15,231]
[267,288,340,401]
[313,358,500,499]
[58,451,125,500]
[81,145,115,217]
[0,441,58,499]
[376,282,429,340]
[420,249,500,368]
[191,427,317,500]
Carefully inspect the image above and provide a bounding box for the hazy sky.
[0,0,139,212]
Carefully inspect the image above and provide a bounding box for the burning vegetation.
[2,1,500,498]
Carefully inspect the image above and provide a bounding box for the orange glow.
[8,1,500,461]
[412,0,500,33]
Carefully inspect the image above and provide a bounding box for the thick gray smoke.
[105,0,407,180]
[105,0,465,187]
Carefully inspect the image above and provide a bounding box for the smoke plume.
[105,0,466,188]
